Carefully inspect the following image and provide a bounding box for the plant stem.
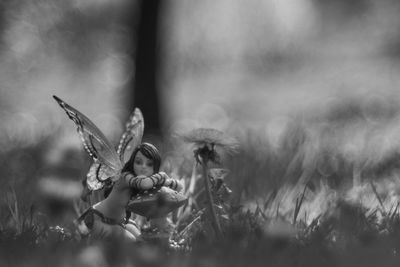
[293,186,307,225]
[370,181,386,214]
[201,158,223,239]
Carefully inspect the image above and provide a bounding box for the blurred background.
[2,0,400,227]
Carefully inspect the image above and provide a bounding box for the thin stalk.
[293,186,307,225]
[176,161,198,226]
[184,161,198,212]
[370,181,386,214]
[201,158,223,239]
[263,189,277,211]
[7,187,22,234]
[179,214,202,238]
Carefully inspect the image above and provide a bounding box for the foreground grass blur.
[2,97,400,266]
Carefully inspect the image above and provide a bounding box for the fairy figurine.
[53,96,186,242]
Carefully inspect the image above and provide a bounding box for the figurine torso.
[93,176,131,221]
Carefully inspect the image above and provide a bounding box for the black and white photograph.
[1,0,400,266]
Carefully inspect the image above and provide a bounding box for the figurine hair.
[121,142,161,175]
[103,143,161,199]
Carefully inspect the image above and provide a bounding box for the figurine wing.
[53,96,123,174]
[86,162,116,190]
[116,108,144,163]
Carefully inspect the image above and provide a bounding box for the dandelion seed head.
[181,128,239,153]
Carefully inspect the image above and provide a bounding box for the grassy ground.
[3,99,400,267]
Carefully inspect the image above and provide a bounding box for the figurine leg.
[90,219,137,242]
[122,228,138,242]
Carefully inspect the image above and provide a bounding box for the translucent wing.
[116,108,144,163]
[86,162,116,190]
[53,96,123,176]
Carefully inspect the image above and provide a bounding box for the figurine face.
[133,151,155,176]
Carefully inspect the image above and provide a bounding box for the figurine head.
[122,142,161,176]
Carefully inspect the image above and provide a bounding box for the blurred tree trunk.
[131,0,162,137]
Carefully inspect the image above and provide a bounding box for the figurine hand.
[164,178,172,186]
[175,180,183,192]
[165,179,183,191]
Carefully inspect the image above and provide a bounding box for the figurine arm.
[123,172,168,190]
